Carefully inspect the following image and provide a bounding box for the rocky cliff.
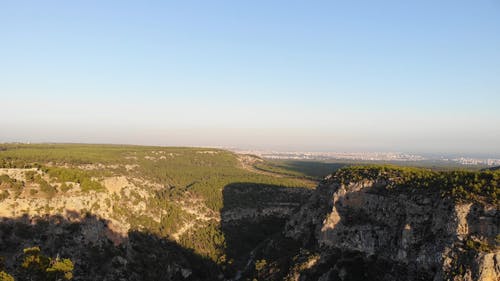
[247,167,499,281]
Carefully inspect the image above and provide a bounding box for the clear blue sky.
[1,1,499,155]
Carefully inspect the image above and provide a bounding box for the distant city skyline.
[229,149,500,165]
[1,1,499,155]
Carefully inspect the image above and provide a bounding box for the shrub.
[0,271,14,281]
[255,259,267,271]
[0,191,9,202]
[21,246,74,280]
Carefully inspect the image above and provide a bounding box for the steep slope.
[246,166,499,281]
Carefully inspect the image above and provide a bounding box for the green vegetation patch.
[335,165,499,204]
[133,150,313,212]
[179,221,225,263]
[0,143,142,166]
[41,167,104,192]
[255,160,348,180]
[34,176,57,198]
[0,175,23,190]
[0,175,24,197]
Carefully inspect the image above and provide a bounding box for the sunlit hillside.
[0,144,315,264]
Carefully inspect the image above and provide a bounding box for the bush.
[0,271,14,281]
[80,178,104,192]
[0,191,9,202]
[35,177,57,198]
[60,183,72,193]
[21,246,74,281]
[255,259,267,271]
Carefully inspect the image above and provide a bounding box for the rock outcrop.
[249,171,499,281]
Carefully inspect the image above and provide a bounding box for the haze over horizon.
[1,1,499,155]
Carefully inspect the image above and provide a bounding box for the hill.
[0,144,316,278]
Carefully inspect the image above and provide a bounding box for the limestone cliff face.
[282,175,499,281]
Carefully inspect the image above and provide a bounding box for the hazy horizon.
[1,1,499,155]
[2,140,499,159]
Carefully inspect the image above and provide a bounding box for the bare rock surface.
[276,175,499,281]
